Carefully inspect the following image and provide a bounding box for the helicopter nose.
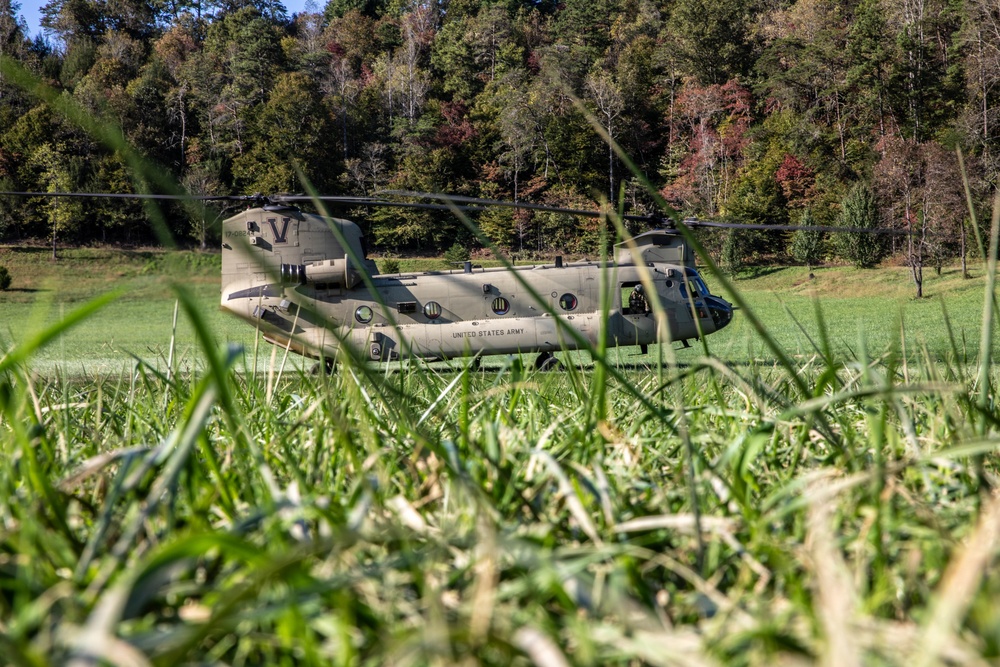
[705,296,733,331]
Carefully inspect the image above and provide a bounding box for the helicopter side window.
[424,301,442,320]
[355,306,373,324]
[492,297,510,315]
[559,293,578,311]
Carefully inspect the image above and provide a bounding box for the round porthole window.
[424,301,442,319]
[559,293,578,311]
[355,305,373,324]
[491,297,510,315]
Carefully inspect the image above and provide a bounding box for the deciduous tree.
[30,142,82,259]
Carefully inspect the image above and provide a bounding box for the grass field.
[2,244,1000,665]
[0,245,995,372]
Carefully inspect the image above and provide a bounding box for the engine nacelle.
[280,255,364,289]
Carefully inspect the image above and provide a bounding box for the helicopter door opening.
[620,282,650,316]
[617,280,657,349]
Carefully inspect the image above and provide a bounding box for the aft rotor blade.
[274,195,385,206]
[383,191,911,235]
[0,190,911,236]
[276,195,502,214]
[377,190,658,221]
[0,191,239,202]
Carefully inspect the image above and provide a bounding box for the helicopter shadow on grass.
[394,353,741,375]
[728,265,785,280]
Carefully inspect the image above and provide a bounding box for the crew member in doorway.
[628,284,648,314]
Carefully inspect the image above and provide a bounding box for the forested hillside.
[0,0,997,273]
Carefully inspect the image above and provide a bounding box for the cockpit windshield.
[678,271,711,300]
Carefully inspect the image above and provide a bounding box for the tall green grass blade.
[976,193,1000,430]
[0,290,121,374]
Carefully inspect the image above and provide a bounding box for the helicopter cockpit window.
[491,297,510,315]
[355,305,373,324]
[559,293,578,311]
[424,301,442,320]
[681,268,711,297]
[680,278,709,299]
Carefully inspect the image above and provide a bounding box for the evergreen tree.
[835,182,887,268]
[846,0,896,141]
[664,0,758,84]
[790,209,826,269]
[0,0,27,74]
[231,71,336,193]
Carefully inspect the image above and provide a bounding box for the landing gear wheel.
[534,351,561,371]
[311,358,336,375]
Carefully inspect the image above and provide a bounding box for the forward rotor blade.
[688,220,910,235]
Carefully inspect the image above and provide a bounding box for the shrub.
[721,231,748,275]
[0,266,10,291]
[380,257,400,274]
[721,228,769,275]
[443,242,470,267]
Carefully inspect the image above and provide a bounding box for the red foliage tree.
[774,153,816,206]
[661,78,752,214]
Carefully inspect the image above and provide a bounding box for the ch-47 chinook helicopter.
[24,188,911,370]
[214,192,736,370]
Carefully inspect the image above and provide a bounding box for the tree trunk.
[962,216,969,279]
[607,118,614,203]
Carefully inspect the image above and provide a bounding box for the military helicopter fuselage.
[220,207,734,364]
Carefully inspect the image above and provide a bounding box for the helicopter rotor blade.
[0,191,247,202]
[377,189,653,221]
[0,190,909,236]
[377,191,908,236]
[687,220,911,235]
[274,194,506,214]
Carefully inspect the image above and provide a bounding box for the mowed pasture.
[1,244,1000,665]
